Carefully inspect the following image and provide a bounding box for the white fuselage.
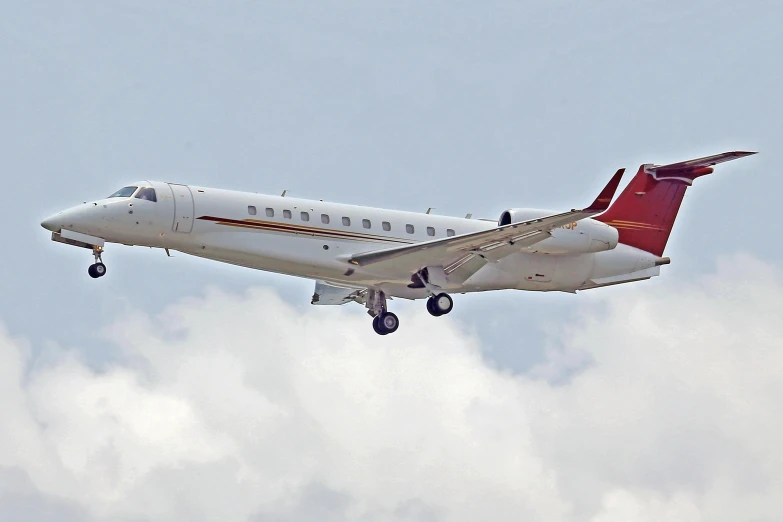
[42,180,662,299]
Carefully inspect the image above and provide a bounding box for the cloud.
[0,253,781,522]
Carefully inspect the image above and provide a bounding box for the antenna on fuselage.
[281,190,289,197]
[426,207,435,214]
[464,213,472,219]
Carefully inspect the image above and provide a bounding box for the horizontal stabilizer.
[648,151,757,181]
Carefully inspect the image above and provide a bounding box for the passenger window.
[248,205,257,215]
[135,188,157,202]
[342,217,351,226]
[447,228,456,237]
[406,224,414,234]
[266,208,274,217]
[427,226,435,236]
[301,211,310,221]
[382,221,391,231]
[321,214,330,224]
[362,219,371,229]
[283,210,292,219]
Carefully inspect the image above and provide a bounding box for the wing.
[311,280,366,305]
[346,168,625,284]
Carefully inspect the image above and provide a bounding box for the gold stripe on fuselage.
[197,216,415,244]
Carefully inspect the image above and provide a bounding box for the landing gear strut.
[367,290,399,335]
[88,246,107,279]
[426,292,453,316]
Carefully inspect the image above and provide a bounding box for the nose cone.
[41,213,62,232]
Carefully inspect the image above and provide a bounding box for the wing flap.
[311,280,365,305]
[445,254,488,284]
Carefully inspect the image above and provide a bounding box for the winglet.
[584,168,625,212]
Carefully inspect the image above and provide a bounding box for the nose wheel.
[88,247,107,279]
[88,262,107,278]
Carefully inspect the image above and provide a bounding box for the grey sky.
[0,0,783,520]
[1,2,782,520]
[4,0,778,371]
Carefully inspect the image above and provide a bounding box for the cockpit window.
[108,186,138,198]
[135,187,157,202]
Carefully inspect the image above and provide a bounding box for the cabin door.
[168,183,194,233]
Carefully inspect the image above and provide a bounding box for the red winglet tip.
[585,168,625,212]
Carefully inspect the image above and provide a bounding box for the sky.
[1,1,782,521]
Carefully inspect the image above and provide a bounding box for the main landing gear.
[88,246,107,279]
[367,290,399,335]
[372,312,399,335]
[367,290,454,335]
[426,292,454,317]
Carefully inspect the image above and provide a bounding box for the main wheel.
[88,264,99,278]
[372,315,388,335]
[429,293,453,315]
[426,297,443,317]
[377,312,399,334]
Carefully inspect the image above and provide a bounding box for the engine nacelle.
[498,208,618,255]
[499,208,535,227]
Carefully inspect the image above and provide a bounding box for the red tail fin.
[596,151,756,256]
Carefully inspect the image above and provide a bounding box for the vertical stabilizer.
[596,151,756,256]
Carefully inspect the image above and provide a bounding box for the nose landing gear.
[88,263,107,278]
[88,246,107,279]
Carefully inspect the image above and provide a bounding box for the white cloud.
[0,254,781,522]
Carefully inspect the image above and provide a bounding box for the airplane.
[41,151,756,335]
